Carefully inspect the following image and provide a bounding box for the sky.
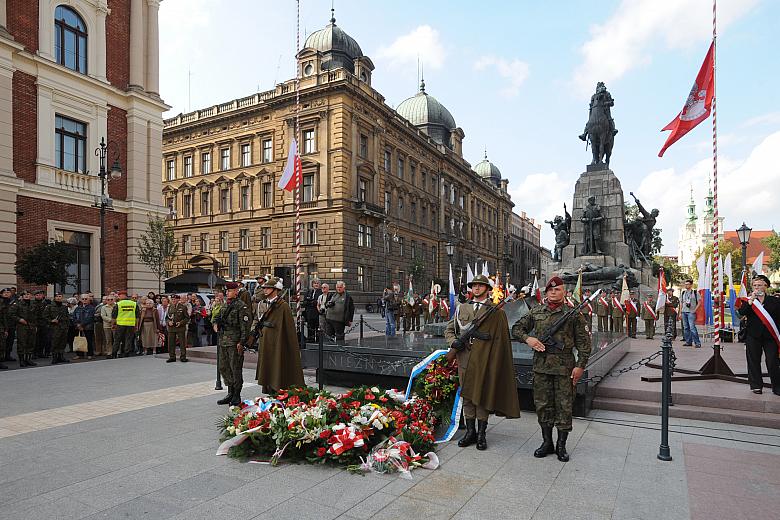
[158,0,780,255]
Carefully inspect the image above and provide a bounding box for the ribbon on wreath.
[404,349,463,444]
[328,424,365,455]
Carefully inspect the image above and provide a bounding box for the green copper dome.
[474,151,502,185]
[396,80,457,147]
[303,13,363,74]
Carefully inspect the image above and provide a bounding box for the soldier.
[32,290,50,358]
[664,288,679,340]
[401,294,413,332]
[112,290,139,358]
[10,291,37,367]
[412,292,422,331]
[165,294,189,362]
[2,288,15,363]
[0,288,10,369]
[512,276,591,462]
[625,290,639,338]
[445,275,520,451]
[216,282,251,406]
[611,291,624,333]
[238,281,254,319]
[595,288,610,332]
[43,293,71,364]
[641,293,657,339]
[582,288,594,331]
[255,277,305,395]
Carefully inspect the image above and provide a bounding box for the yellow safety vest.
[116,300,137,326]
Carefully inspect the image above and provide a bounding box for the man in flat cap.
[512,276,591,462]
[255,277,304,396]
[216,282,251,405]
[445,274,520,451]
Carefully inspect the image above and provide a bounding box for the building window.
[397,157,404,179]
[166,197,174,214]
[398,237,404,257]
[182,234,191,254]
[306,222,318,244]
[262,182,273,207]
[219,231,229,251]
[220,147,230,170]
[54,6,87,74]
[201,151,211,174]
[432,175,438,194]
[411,240,417,259]
[166,159,175,180]
[220,188,230,212]
[303,129,315,154]
[398,196,404,216]
[358,224,366,247]
[240,185,249,210]
[260,227,271,249]
[239,228,250,250]
[410,201,416,224]
[182,155,192,178]
[358,178,367,202]
[55,115,87,173]
[201,190,210,215]
[240,143,251,167]
[302,174,314,202]
[262,139,272,163]
[384,150,391,172]
[54,230,91,295]
[422,205,428,227]
[421,171,426,190]
[384,191,391,213]
[357,265,365,292]
[459,194,465,209]
[366,225,373,248]
[200,232,209,252]
[182,193,192,218]
[359,134,368,159]
[431,209,437,230]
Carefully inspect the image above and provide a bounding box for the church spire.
[687,185,697,224]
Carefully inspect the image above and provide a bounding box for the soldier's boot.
[556,430,570,462]
[534,426,555,458]
[457,419,477,448]
[59,352,70,363]
[26,354,38,367]
[229,386,242,407]
[18,355,27,367]
[476,420,488,451]
[217,387,233,405]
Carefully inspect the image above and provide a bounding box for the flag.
[751,300,780,353]
[482,262,489,278]
[716,253,724,293]
[278,138,302,192]
[658,42,715,157]
[704,255,713,325]
[735,270,749,311]
[466,264,474,285]
[696,254,706,289]
[448,264,456,319]
[655,268,668,312]
[406,276,414,306]
[428,280,436,314]
[572,270,583,304]
[752,251,764,276]
[532,275,541,303]
[620,274,630,306]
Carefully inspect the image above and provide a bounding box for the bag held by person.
[73,332,88,353]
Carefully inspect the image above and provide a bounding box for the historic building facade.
[677,184,724,274]
[161,15,513,300]
[0,0,167,294]
[509,209,542,288]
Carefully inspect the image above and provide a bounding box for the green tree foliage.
[15,241,76,287]
[408,256,426,287]
[763,231,780,272]
[137,215,178,293]
[624,203,662,254]
[688,240,743,286]
[652,256,683,287]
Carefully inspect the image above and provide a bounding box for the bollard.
[657,325,673,461]
[317,326,324,391]
[359,314,364,346]
[215,343,223,391]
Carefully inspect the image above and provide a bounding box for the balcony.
[354,201,385,218]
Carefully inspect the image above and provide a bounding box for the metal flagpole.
[294,0,303,338]
[711,0,723,352]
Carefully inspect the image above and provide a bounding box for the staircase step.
[592,397,780,429]
[595,385,780,414]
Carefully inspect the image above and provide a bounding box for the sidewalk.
[1,355,778,519]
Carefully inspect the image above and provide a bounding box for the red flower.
[276,391,289,400]
[379,396,388,402]
[316,447,326,457]
[319,429,331,439]
[364,392,375,400]
[287,395,301,406]
[342,390,353,398]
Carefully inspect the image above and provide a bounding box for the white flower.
[371,386,380,393]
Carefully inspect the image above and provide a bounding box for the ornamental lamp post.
[736,222,751,280]
[94,137,122,298]
[445,242,454,283]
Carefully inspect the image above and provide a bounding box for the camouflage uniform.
[512,304,591,431]
[640,299,656,339]
[32,296,49,357]
[10,298,36,363]
[43,301,70,358]
[217,297,251,399]
[412,296,422,331]
[401,298,413,332]
[0,297,9,361]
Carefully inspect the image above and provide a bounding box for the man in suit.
[738,274,780,395]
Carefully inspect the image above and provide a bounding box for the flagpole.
[294,0,303,335]
[711,0,723,350]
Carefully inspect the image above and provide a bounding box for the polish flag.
[532,275,541,303]
[658,42,715,157]
[278,138,302,192]
[655,268,668,312]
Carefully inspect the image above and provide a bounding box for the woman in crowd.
[93,296,106,356]
[72,295,96,359]
[157,295,169,354]
[66,296,78,352]
[207,291,224,346]
[99,295,115,358]
[138,298,161,355]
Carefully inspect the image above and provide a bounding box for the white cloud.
[473,56,530,97]
[375,25,446,71]
[636,130,780,255]
[572,0,759,97]
[741,111,780,128]
[509,172,576,249]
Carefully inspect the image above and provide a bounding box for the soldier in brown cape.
[255,277,304,395]
[445,274,520,451]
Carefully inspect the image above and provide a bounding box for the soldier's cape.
[256,299,304,390]
[460,306,521,419]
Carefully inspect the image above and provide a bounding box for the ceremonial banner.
[752,252,764,276]
[278,138,301,192]
[655,268,668,312]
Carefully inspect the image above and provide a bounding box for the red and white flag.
[656,268,668,312]
[532,275,541,303]
[658,42,715,157]
[278,138,302,192]
[750,299,780,353]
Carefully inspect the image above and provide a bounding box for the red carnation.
[317,447,326,457]
[319,429,331,439]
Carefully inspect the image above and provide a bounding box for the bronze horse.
[584,98,614,168]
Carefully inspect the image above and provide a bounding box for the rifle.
[243,298,281,351]
[538,289,601,355]
[451,299,509,352]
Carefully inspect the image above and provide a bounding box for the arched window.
[55,6,87,73]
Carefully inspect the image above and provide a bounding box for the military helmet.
[262,277,284,290]
[468,274,494,288]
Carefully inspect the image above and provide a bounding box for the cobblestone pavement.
[1,355,779,519]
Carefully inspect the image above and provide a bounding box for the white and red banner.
[655,268,668,312]
[750,299,780,353]
[658,42,714,157]
[278,138,302,192]
[643,301,657,320]
[532,275,541,303]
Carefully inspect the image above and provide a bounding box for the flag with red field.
[278,138,302,192]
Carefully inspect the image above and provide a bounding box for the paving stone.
[453,492,537,520]
[251,496,343,520]
[369,495,461,519]
[402,469,486,509]
[80,495,185,520]
[145,471,247,509]
[305,471,390,510]
[344,491,398,519]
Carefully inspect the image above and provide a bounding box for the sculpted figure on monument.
[560,263,638,289]
[625,192,659,264]
[579,82,617,168]
[545,204,571,263]
[580,196,604,255]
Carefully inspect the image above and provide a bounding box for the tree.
[688,239,742,287]
[15,241,76,288]
[137,214,178,294]
[408,256,426,288]
[624,203,662,255]
[763,231,780,272]
[652,256,683,287]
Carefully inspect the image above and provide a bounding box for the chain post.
[359,314,364,345]
[658,320,673,461]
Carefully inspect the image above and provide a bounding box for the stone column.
[146,0,160,95]
[0,49,21,288]
[95,1,108,81]
[0,0,7,30]
[129,0,145,89]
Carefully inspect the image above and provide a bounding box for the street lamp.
[737,222,752,278]
[94,137,122,298]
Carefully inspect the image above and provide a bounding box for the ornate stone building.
[677,183,724,274]
[0,0,167,294]
[509,209,542,288]
[161,15,513,300]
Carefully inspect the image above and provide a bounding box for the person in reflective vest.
[112,290,139,357]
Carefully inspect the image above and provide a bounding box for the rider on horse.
[579,82,618,141]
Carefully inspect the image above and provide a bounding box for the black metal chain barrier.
[362,321,388,334]
[579,350,664,385]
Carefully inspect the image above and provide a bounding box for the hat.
[225,282,239,290]
[545,276,565,292]
[754,274,771,286]
[262,277,284,290]
[468,274,493,288]
[34,289,45,295]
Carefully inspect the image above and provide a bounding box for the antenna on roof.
[330,0,336,23]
